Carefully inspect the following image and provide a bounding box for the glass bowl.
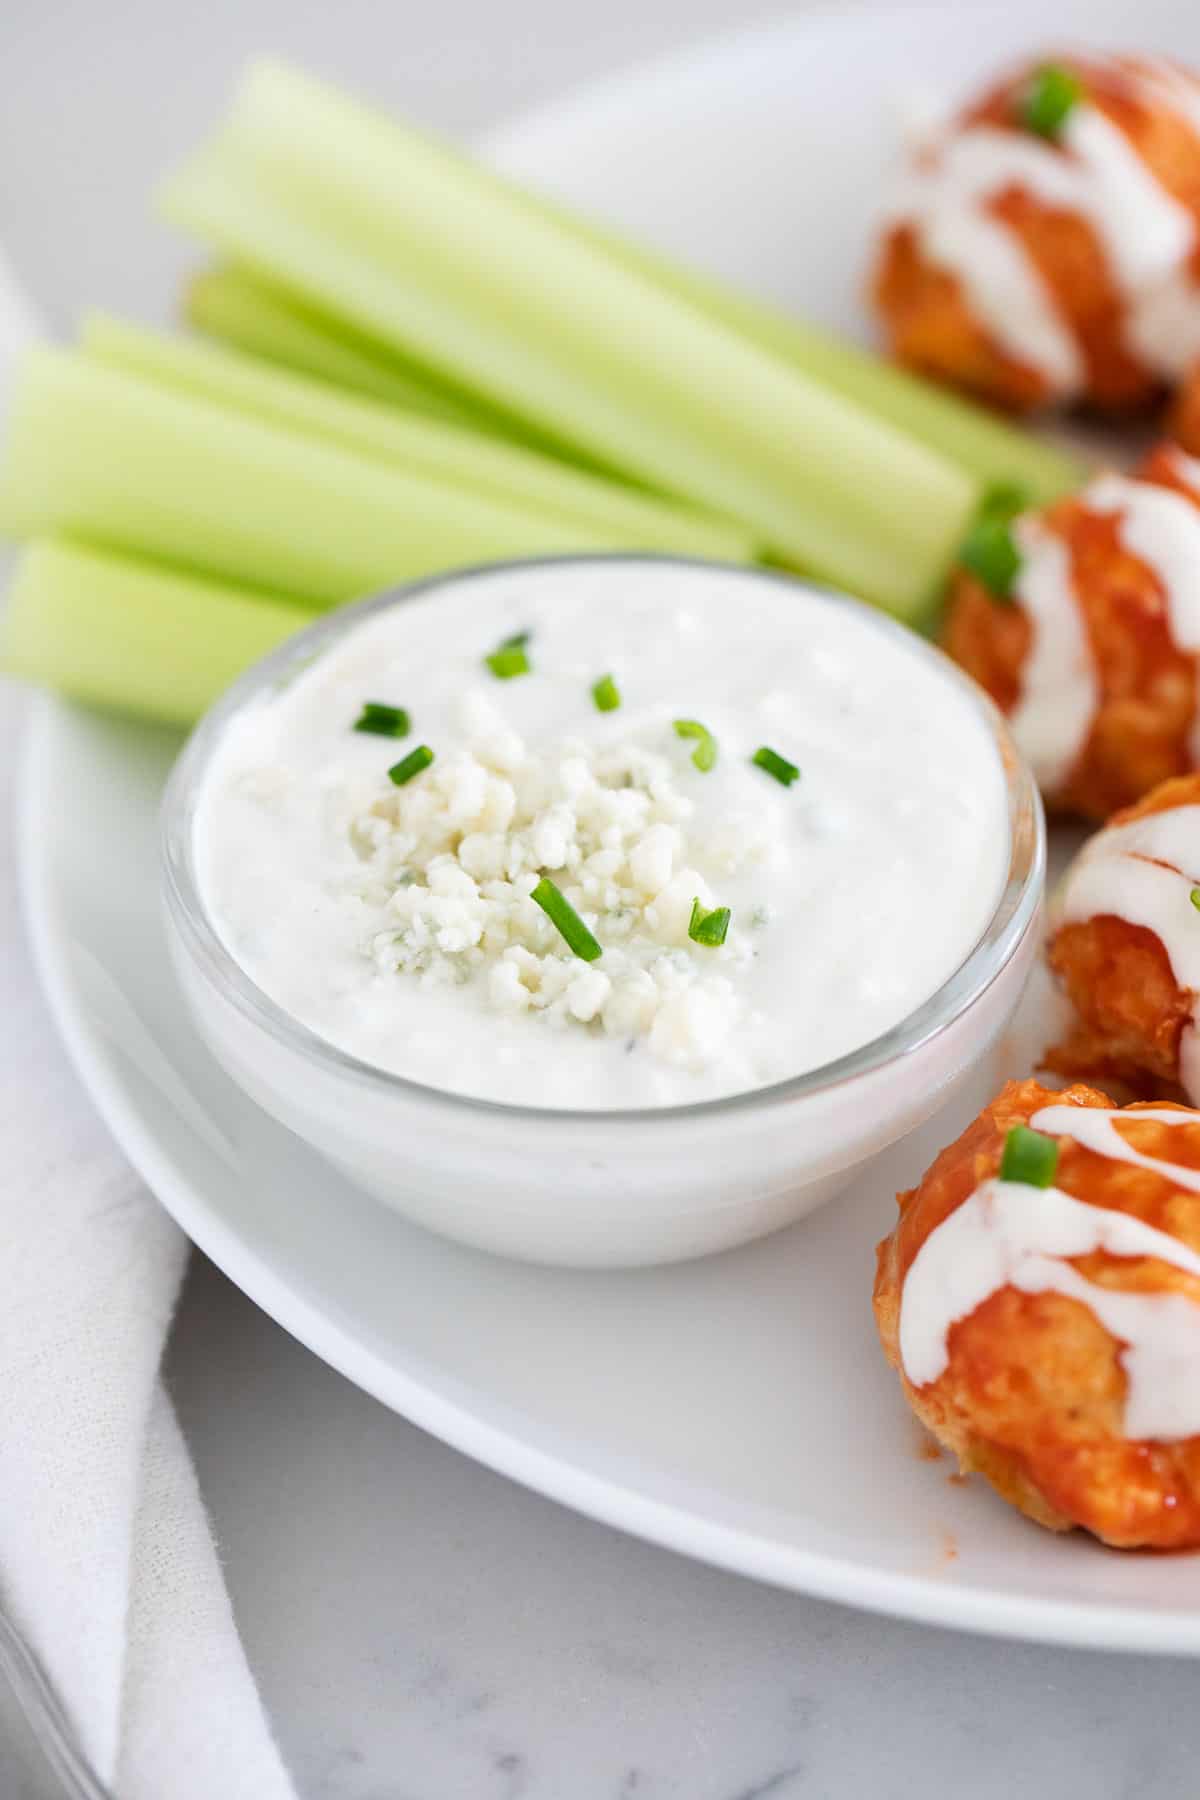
[162,555,1045,1268]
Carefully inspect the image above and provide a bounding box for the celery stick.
[2,539,305,725]
[186,263,591,466]
[186,263,636,477]
[0,349,669,606]
[481,117,1084,500]
[457,151,1086,504]
[180,87,1080,508]
[234,65,1074,512]
[168,156,641,486]
[159,63,979,615]
[186,263,495,425]
[80,313,754,561]
[558,226,1086,504]
[191,251,1083,508]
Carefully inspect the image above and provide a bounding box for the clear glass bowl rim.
[161,552,1046,1127]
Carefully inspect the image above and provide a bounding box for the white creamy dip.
[1056,803,1200,1101]
[890,59,1200,395]
[194,563,1009,1110]
[899,1103,1200,1440]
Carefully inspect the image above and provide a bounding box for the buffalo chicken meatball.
[872,54,1200,414]
[1046,773,1200,1101]
[943,443,1200,820]
[874,1078,1200,1548]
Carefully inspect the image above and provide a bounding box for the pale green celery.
[459,151,1086,505]
[159,62,979,615]
[185,264,588,465]
[190,253,1083,509]
[178,73,1081,509]
[544,222,1087,505]
[188,264,637,479]
[479,109,1084,502]
[186,263,496,425]
[80,313,754,561]
[2,539,305,725]
[0,349,649,607]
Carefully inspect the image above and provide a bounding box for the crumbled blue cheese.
[345,697,763,1069]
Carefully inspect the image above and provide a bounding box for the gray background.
[4,3,1198,1796]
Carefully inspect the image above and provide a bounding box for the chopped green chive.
[980,482,1030,523]
[1020,64,1082,139]
[592,673,621,713]
[485,644,530,679]
[752,746,801,787]
[388,744,435,786]
[1191,887,1200,913]
[688,897,731,947]
[673,718,718,772]
[999,1124,1059,1188]
[959,513,1022,601]
[485,632,531,679]
[353,701,411,738]
[531,876,602,962]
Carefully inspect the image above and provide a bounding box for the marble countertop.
[5,0,1200,1792]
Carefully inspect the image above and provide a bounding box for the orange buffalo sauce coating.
[874,225,1052,414]
[1168,358,1200,455]
[943,447,1200,820]
[1046,772,1200,1097]
[874,1077,1200,1548]
[871,56,1200,413]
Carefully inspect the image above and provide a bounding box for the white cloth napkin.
[0,254,297,1799]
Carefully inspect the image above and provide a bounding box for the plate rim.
[19,0,1200,1652]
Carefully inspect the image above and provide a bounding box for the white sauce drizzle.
[892,69,1200,392]
[1004,470,1200,794]
[1127,267,1200,382]
[1165,444,1200,501]
[1056,806,1200,1102]
[1033,1102,1200,1191]
[1062,107,1194,292]
[1085,476,1200,762]
[892,130,1084,393]
[1114,59,1200,374]
[1007,517,1098,794]
[899,1105,1200,1439]
[1121,56,1200,139]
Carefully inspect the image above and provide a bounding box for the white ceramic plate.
[21,0,1200,1649]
